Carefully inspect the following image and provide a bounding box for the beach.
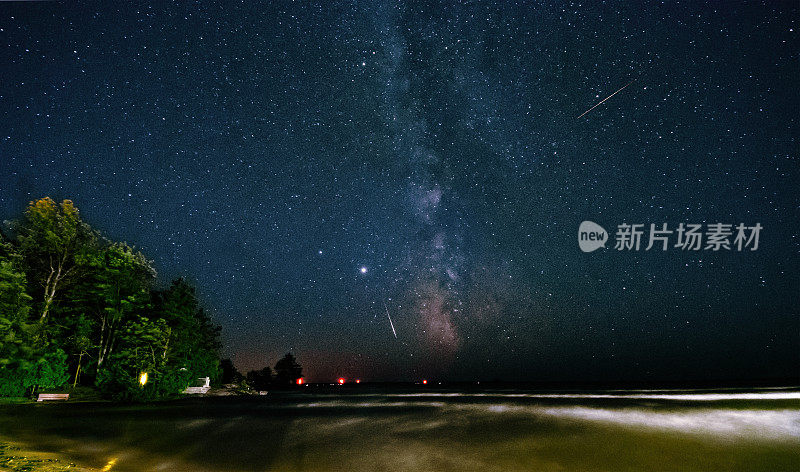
[1,387,798,471]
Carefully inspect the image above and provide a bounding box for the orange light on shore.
[296,377,304,385]
[337,377,345,385]
[355,379,361,384]
[422,379,427,385]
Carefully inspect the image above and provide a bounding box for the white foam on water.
[285,390,800,440]
[533,406,800,440]
[392,391,800,401]
[289,400,445,408]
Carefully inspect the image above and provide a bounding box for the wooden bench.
[37,393,69,402]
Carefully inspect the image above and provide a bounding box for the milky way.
[1,1,797,381]
[375,3,465,364]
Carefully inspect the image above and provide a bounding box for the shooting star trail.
[577,79,635,119]
[383,300,397,339]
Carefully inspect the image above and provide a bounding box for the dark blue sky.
[1,1,797,382]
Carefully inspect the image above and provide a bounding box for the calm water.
[1,387,799,471]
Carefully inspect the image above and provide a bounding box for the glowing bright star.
[359,266,367,274]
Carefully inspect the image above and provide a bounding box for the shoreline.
[0,438,96,472]
[1,387,797,471]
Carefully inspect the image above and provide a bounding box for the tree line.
[0,198,221,400]
[220,352,304,391]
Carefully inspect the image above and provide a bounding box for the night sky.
[1,1,797,383]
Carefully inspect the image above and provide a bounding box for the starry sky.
[1,1,797,383]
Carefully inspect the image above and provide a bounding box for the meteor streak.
[383,300,397,339]
[577,79,635,119]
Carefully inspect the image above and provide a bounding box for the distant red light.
[422,379,427,385]
[356,379,361,384]
[337,377,345,385]
[296,377,304,385]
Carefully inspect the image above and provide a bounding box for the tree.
[274,353,302,386]
[96,316,169,400]
[0,241,36,387]
[95,278,222,400]
[155,279,221,384]
[246,366,273,391]
[0,240,34,365]
[66,314,94,388]
[15,198,96,321]
[81,243,155,370]
[29,349,70,392]
[0,349,69,397]
[1,198,223,400]
[116,317,170,374]
[220,359,242,384]
[0,236,69,397]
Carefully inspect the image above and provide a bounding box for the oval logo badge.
[579,221,608,252]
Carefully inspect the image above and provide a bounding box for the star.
[0,0,792,384]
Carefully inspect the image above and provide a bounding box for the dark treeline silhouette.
[219,353,303,391]
[0,198,221,400]
[219,358,242,384]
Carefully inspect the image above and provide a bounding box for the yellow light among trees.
[139,372,148,386]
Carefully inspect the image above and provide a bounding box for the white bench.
[182,377,211,394]
[37,393,69,402]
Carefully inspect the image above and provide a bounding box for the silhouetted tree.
[246,366,272,391]
[220,359,241,384]
[274,353,302,386]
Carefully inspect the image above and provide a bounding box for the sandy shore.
[1,388,798,472]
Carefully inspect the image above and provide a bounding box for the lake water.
[2,387,798,471]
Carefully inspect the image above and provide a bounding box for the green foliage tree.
[15,198,96,322]
[156,279,221,385]
[0,240,35,365]
[29,349,70,392]
[0,349,69,397]
[96,278,222,400]
[1,198,222,401]
[118,317,170,374]
[0,239,69,396]
[66,314,93,388]
[78,242,155,370]
[97,316,170,400]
